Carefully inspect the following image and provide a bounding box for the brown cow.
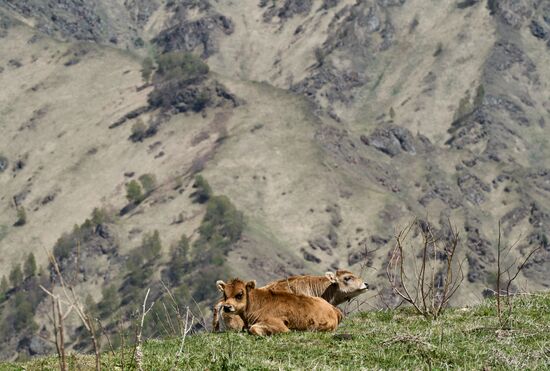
[212,270,368,331]
[216,278,343,336]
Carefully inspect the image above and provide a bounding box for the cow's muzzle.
[223,305,235,313]
[361,282,369,290]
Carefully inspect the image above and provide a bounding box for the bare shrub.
[493,221,541,329]
[386,218,465,320]
[40,247,101,370]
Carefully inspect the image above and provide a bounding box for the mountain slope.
[1,0,549,360]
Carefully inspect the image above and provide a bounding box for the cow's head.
[216,278,256,315]
[325,269,369,301]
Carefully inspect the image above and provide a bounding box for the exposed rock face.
[457,172,491,206]
[148,78,238,114]
[124,0,161,28]
[0,0,153,45]
[290,0,407,109]
[154,14,234,57]
[262,0,313,23]
[419,179,462,209]
[153,1,234,57]
[361,125,416,157]
[301,247,321,263]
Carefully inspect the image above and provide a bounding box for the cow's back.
[262,275,328,298]
[248,289,341,332]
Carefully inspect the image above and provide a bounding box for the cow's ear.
[245,280,256,290]
[216,280,226,293]
[325,272,338,283]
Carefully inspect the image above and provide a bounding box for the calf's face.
[216,279,256,315]
[326,270,369,300]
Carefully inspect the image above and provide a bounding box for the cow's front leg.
[223,312,245,331]
[249,318,290,336]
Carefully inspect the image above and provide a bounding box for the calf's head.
[216,279,256,315]
[325,269,369,301]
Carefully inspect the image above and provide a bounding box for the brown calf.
[265,270,369,305]
[212,270,368,332]
[216,279,343,336]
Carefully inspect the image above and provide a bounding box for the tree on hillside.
[0,275,8,301]
[0,275,7,292]
[126,180,144,204]
[13,291,37,332]
[24,252,37,278]
[155,52,209,82]
[9,265,23,287]
[142,230,162,261]
[191,175,212,204]
[168,234,189,285]
[97,285,119,319]
[130,119,147,142]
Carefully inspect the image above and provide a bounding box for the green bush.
[147,52,211,112]
[23,253,36,278]
[121,230,163,305]
[191,175,212,204]
[126,180,144,204]
[156,52,209,83]
[53,210,113,261]
[130,120,147,142]
[97,285,119,319]
[13,291,37,332]
[91,207,114,225]
[167,234,189,285]
[473,84,485,107]
[141,230,162,261]
[53,228,79,261]
[9,265,23,287]
[200,195,244,246]
[0,276,7,301]
[192,90,211,112]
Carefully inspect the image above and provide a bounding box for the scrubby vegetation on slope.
[3,293,549,370]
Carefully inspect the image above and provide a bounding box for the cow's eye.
[235,293,243,300]
[344,276,351,282]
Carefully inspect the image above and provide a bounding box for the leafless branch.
[135,288,154,371]
[386,218,463,320]
[494,222,542,329]
[40,245,102,371]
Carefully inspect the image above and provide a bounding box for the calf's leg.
[249,318,290,336]
[223,312,245,331]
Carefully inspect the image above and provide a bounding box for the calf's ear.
[325,271,338,283]
[216,280,226,293]
[245,280,256,290]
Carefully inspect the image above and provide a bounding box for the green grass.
[4,294,550,370]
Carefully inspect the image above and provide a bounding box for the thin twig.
[97,318,116,359]
[135,288,154,371]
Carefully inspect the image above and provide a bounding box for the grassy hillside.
[3,292,549,370]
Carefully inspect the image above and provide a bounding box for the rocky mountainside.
[0,0,549,360]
